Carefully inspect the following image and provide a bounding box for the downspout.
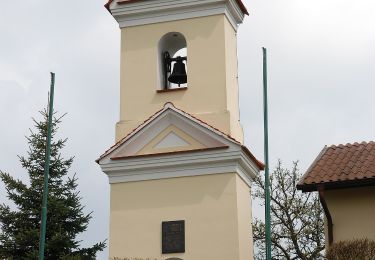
[318,185,333,246]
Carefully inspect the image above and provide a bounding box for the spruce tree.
[0,109,105,259]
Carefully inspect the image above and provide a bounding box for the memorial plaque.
[162,220,185,254]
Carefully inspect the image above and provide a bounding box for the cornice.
[109,0,245,30]
[100,146,259,187]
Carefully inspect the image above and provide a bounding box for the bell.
[168,57,187,86]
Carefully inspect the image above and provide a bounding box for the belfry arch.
[158,32,187,89]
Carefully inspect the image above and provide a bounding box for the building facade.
[98,1,263,259]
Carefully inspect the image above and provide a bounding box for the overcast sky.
[1,0,374,259]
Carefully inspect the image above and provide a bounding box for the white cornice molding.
[99,146,259,187]
[109,0,245,30]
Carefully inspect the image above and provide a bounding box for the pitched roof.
[105,0,249,15]
[297,141,375,192]
[96,102,264,170]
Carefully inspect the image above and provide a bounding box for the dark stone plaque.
[162,220,185,254]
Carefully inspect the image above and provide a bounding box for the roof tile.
[298,141,375,190]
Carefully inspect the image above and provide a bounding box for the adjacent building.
[297,141,375,246]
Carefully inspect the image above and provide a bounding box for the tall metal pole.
[39,72,55,260]
[262,48,272,260]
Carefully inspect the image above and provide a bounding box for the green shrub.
[326,238,375,260]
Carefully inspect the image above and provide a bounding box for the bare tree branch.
[252,160,325,260]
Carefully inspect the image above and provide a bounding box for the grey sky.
[0,0,374,259]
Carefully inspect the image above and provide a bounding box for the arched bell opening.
[158,32,188,90]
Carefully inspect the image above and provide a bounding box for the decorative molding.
[98,103,262,187]
[111,146,229,160]
[100,146,259,187]
[109,0,245,30]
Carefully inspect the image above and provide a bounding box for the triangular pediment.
[154,131,189,149]
[136,125,205,155]
[97,103,239,163]
[97,103,264,185]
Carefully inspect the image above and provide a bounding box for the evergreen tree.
[0,110,105,259]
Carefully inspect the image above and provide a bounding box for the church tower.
[98,1,264,259]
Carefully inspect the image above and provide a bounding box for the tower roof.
[105,0,249,16]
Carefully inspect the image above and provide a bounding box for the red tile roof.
[297,141,375,192]
[105,0,249,15]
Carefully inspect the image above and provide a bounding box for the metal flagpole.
[262,48,272,260]
[39,72,56,260]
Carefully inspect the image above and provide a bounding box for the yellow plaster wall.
[235,175,254,260]
[116,14,243,143]
[109,173,253,259]
[325,186,375,243]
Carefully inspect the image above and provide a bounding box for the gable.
[153,131,189,149]
[97,103,264,185]
[101,105,231,162]
[136,125,205,155]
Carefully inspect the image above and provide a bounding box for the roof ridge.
[329,140,373,149]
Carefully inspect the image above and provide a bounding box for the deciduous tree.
[252,161,324,260]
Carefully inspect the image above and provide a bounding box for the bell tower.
[98,1,263,260]
[109,0,248,143]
